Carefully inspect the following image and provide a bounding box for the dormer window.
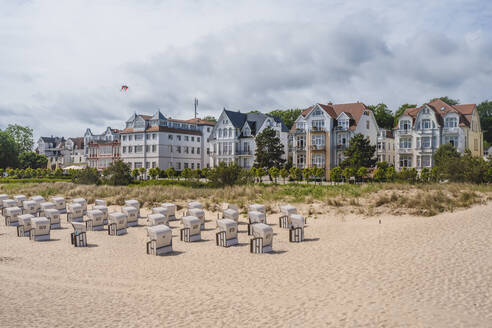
[244,128,250,136]
[338,119,349,130]
[313,109,322,116]
[445,117,457,128]
[422,119,431,129]
[400,120,411,130]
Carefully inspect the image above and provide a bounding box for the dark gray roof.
[224,110,247,128]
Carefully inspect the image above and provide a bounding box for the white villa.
[395,99,483,171]
[208,109,289,168]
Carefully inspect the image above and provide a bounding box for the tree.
[373,167,386,182]
[255,167,266,183]
[72,167,100,185]
[357,167,368,182]
[0,130,19,169]
[268,167,279,183]
[5,124,34,153]
[166,167,176,180]
[430,96,459,105]
[302,168,311,183]
[420,168,431,183]
[342,167,356,182]
[202,116,217,122]
[341,134,377,169]
[434,144,462,181]
[181,168,192,180]
[148,167,160,180]
[312,167,325,184]
[18,152,48,169]
[369,103,393,129]
[103,160,133,185]
[249,167,257,183]
[279,167,289,184]
[254,127,285,169]
[139,167,146,180]
[131,168,139,180]
[208,162,243,187]
[477,100,492,146]
[394,103,417,126]
[268,109,302,130]
[330,166,342,182]
[385,166,396,182]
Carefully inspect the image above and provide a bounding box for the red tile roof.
[400,99,475,128]
[297,102,371,131]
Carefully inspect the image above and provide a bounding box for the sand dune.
[1,203,491,327]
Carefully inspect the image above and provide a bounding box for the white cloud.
[0,0,491,138]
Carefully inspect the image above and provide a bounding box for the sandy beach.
[1,202,491,328]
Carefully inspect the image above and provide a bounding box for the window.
[422,119,431,129]
[152,145,156,152]
[297,154,305,167]
[135,134,143,140]
[400,138,412,149]
[185,136,189,141]
[296,136,305,148]
[312,154,325,167]
[312,120,325,130]
[207,127,210,132]
[197,148,200,154]
[146,134,150,140]
[218,129,222,138]
[191,163,194,169]
[145,145,150,152]
[177,135,181,141]
[422,137,431,148]
[184,146,189,154]
[191,137,194,142]
[191,147,194,154]
[446,117,457,128]
[400,120,411,131]
[197,163,200,169]
[145,162,150,169]
[177,146,181,153]
[135,145,143,153]
[168,135,173,140]
[152,133,156,140]
[229,128,232,138]
[399,156,412,168]
[338,119,349,130]
[197,137,200,142]
[129,135,133,141]
[422,155,431,167]
[128,147,133,153]
[122,146,127,153]
[123,136,127,141]
[244,128,250,136]
[445,136,458,147]
[135,162,142,168]
[177,162,181,170]
[152,162,156,168]
[313,109,322,116]
[184,163,188,169]
[311,134,325,146]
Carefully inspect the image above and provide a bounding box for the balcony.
[337,144,348,150]
[335,125,348,131]
[311,144,325,151]
[311,126,325,133]
[236,150,252,156]
[397,129,412,136]
[398,148,412,154]
[443,127,459,134]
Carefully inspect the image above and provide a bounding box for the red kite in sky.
[121,85,128,91]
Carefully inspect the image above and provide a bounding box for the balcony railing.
[443,127,459,134]
[311,126,325,132]
[311,144,325,150]
[397,129,412,135]
[236,150,252,155]
[398,148,412,153]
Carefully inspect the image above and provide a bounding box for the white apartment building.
[64,137,86,166]
[377,129,395,165]
[120,111,215,171]
[395,99,483,171]
[290,102,379,176]
[208,110,289,168]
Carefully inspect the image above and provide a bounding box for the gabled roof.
[185,118,216,126]
[68,137,84,149]
[399,99,475,128]
[217,109,288,138]
[224,110,247,128]
[298,102,370,131]
[152,111,166,121]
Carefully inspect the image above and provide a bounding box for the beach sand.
[0,202,491,327]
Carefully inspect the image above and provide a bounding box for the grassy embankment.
[1,180,491,217]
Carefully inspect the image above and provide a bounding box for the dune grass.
[1,181,490,216]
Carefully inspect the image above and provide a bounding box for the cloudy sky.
[1,0,491,139]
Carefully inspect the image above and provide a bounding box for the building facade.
[290,102,379,176]
[208,109,289,168]
[377,129,395,165]
[395,99,483,171]
[64,137,86,166]
[85,127,121,171]
[120,111,215,171]
[36,136,65,169]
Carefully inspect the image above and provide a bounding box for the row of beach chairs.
[1,193,307,255]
